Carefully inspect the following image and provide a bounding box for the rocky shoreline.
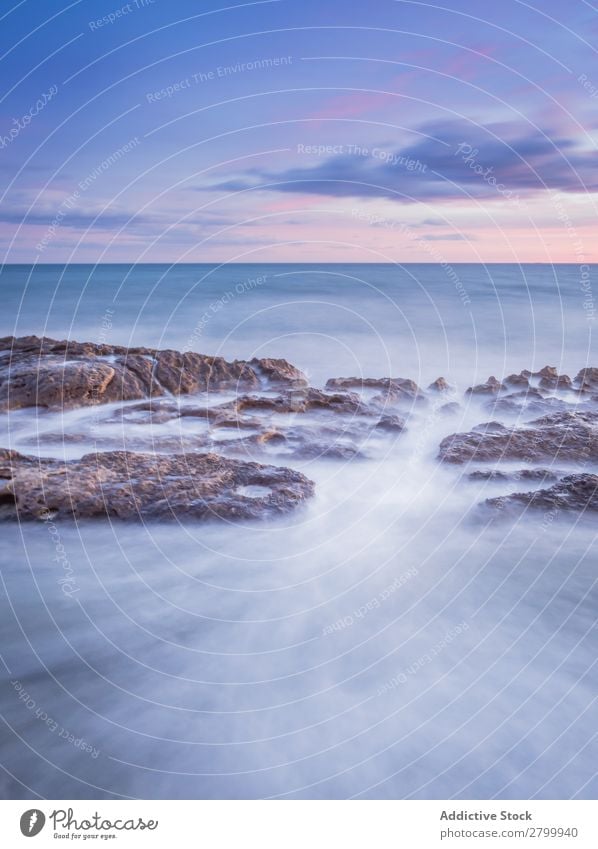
[1,335,597,522]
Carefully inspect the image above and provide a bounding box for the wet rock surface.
[439,366,598,517]
[466,376,506,395]
[0,448,314,522]
[5,345,598,521]
[439,411,598,465]
[0,336,306,411]
[325,376,425,404]
[467,468,563,483]
[484,474,598,516]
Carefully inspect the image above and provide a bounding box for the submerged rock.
[484,474,598,515]
[325,376,423,403]
[0,448,314,521]
[439,410,598,464]
[467,468,563,483]
[439,401,461,416]
[0,336,307,411]
[228,388,369,416]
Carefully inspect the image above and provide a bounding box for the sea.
[0,263,596,799]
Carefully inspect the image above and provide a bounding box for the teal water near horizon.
[1,263,596,387]
[0,263,596,800]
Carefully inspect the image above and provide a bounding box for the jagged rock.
[218,388,370,417]
[439,411,598,464]
[539,373,572,390]
[326,376,421,398]
[536,366,559,380]
[428,377,451,393]
[152,350,258,395]
[0,448,314,521]
[466,376,505,395]
[471,421,510,434]
[574,368,598,391]
[248,357,307,387]
[484,474,598,515]
[504,373,530,388]
[0,336,307,411]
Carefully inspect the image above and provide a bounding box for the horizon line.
[1,261,596,267]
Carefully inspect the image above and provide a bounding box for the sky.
[0,0,597,263]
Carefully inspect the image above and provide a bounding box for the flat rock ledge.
[438,411,598,465]
[0,336,307,411]
[0,448,315,521]
[484,474,598,516]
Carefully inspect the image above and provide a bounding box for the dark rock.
[504,373,530,387]
[574,368,598,390]
[0,448,314,521]
[539,374,572,390]
[536,366,559,380]
[484,474,598,515]
[472,421,510,434]
[428,377,451,393]
[466,376,505,395]
[439,410,598,465]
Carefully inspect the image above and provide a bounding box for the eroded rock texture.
[439,411,598,465]
[0,336,306,411]
[484,474,598,516]
[0,448,314,521]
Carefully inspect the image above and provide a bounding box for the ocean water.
[0,263,596,800]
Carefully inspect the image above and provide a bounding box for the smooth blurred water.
[1,263,595,386]
[0,264,597,800]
